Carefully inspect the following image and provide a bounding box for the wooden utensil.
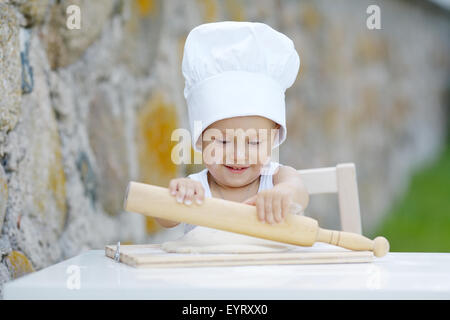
[124,182,389,257]
[104,244,374,268]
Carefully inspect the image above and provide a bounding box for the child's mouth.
[224,165,249,173]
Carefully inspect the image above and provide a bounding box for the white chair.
[297,163,362,234]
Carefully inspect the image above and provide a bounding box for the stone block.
[10,33,68,235]
[136,92,179,234]
[197,0,218,22]
[136,92,179,186]
[0,263,11,298]
[121,0,162,76]
[299,2,322,31]
[87,86,130,216]
[41,0,115,69]
[76,152,97,207]
[0,3,21,135]
[11,0,51,27]
[5,250,34,279]
[0,165,7,233]
[20,28,33,94]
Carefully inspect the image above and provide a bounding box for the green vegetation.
[369,145,450,252]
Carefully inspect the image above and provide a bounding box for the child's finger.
[264,194,274,224]
[194,183,204,205]
[282,196,290,219]
[272,196,282,223]
[176,184,186,203]
[169,179,178,196]
[183,186,195,205]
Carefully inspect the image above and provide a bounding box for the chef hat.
[182,21,300,152]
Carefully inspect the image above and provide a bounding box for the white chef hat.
[182,21,300,152]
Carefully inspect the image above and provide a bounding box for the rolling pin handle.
[316,228,389,257]
[373,237,390,257]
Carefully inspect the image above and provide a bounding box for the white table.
[3,249,450,299]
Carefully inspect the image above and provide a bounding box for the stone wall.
[0,0,448,297]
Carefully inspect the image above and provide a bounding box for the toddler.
[155,21,309,233]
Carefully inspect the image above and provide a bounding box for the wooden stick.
[124,182,389,257]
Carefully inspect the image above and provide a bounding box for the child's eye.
[215,139,259,145]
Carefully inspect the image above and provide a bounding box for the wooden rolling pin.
[124,182,390,257]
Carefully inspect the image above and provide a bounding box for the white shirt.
[182,161,282,234]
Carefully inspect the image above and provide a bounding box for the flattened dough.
[161,226,297,254]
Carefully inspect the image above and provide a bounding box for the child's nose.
[234,146,247,165]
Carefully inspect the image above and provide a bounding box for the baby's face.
[200,116,280,187]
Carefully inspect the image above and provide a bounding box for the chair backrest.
[297,163,362,234]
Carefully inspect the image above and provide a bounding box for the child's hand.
[243,184,303,224]
[169,178,205,206]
